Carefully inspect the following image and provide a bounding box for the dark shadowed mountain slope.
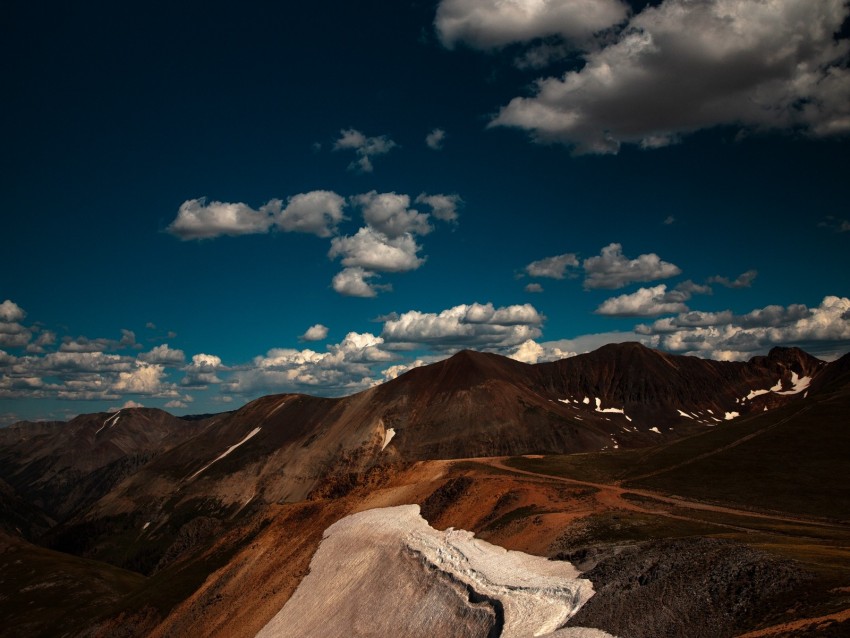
[0,477,54,539]
[510,348,850,520]
[809,351,850,396]
[536,343,825,429]
[620,355,850,520]
[44,392,391,572]
[364,349,614,459]
[20,344,835,528]
[0,408,214,523]
[0,530,146,637]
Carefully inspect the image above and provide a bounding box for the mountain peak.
[762,346,824,375]
[392,348,533,393]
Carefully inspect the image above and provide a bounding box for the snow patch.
[266,398,287,418]
[724,411,739,420]
[745,375,810,402]
[188,427,262,480]
[582,397,590,405]
[677,410,693,419]
[649,427,661,434]
[776,372,811,395]
[95,410,122,435]
[381,427,396,451]
[142,521,150,530]
[255,505,612,638]
[594,397,628,418]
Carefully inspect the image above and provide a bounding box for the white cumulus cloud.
[425,128,447,150]
[583,243,681,290]
[0,300,26,323]
[353,191,432,238]
[435,0,629,49]
[109,400,145,411]
[637,295,850,360]
[180,353,224,387]
[300,324,329,342]
[508,339,545,364]
[167,198,275,240]
[168,192,348,240]
[334,128,398,173]
[331,267,389,298]
[379,359,428,382]
[595,284,690,317]
[138,344,186,365]
[329,227,424,273]
[225,332,394,395]
[525,253,579,279]
[490,0,850,153]
[112,362,167,394]
[276,190,347,237]
[508,338,583,364]
[415,193,462,223]
[707,269,758,289]
[381,302,544,350]
[0,322,31,348]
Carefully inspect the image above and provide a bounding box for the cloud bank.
[3,294,850,419]
[438,0,850,153]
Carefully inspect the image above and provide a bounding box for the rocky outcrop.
[563,538,810,638]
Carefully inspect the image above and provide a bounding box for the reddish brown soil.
[93,456,847,638]
[734,608,850,637]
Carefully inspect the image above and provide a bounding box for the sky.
[2,0,849,425]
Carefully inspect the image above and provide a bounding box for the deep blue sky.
[2,0,849,423]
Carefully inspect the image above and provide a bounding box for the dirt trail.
[627,405,812,483]
[734,607,850,637]
[479,457,847,532]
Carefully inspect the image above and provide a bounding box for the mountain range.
[1,342,848,637]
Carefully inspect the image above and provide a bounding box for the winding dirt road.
[479,457,848,533]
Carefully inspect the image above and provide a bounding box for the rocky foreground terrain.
[0,343,848,637]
